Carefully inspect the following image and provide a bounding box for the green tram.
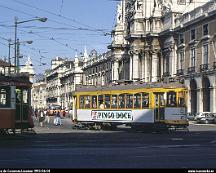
[0,74,33,134]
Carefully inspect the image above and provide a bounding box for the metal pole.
[17,39,20,74]
[8,43,11,75]
[14,17,18,74]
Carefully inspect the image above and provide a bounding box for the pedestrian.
[39,110,45,127]
[44,109,50,128]
[56,111,62,126]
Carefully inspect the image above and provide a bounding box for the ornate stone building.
[110,0,210,83]
[108,0,213,114]
[45,56,83,109]
[83,49,113,86]
[174,0,216,113]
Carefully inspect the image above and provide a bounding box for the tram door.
[153,92,165,122]
[15,87,29,129]
[72,96,77,122]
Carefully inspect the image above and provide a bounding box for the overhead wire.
[12,0,111,34]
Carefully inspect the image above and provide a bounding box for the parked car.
[195,112,215,124]
[186,112,196,121]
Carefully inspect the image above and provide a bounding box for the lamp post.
[14,17,47,74]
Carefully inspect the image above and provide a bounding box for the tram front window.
[0,87,10,107]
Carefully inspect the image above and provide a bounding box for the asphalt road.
[0,118,216,170]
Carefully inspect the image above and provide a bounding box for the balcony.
[200,64,208,72]
[176,69,184,76]
[187,66,195,73]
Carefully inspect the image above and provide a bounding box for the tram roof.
[0,74,32,86]
[74,82,185,93]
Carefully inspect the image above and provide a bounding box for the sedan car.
[195,112,215,124]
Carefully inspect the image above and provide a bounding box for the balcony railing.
[176,69,184,76]
[187,66,195,73]
[200,64,208,72]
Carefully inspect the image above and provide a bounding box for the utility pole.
[14,17,18,74]
[8,42,11,75]
[17,39,20,74]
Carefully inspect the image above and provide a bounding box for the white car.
[195,112,215,124]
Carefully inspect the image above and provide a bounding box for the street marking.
[171,138,184,141]
[137,144,201,149]
[209,139,216,144]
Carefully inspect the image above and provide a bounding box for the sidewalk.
[33,116,74,134]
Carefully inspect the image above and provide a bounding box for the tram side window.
[98,95,105,109]
[16,89,21,103]
[23,89,28,104]
[105,95,111,109]
[111,95,117,109]
[178,92,186,107]
[79,96,85,109]
[85,96,91,108]
[142,93,149,108]
[134,93,141,109]
[167,92,177,107]
[92,96,97,109]
[118,94,125,109]
[0,87,10,107]
[126,94,133,109]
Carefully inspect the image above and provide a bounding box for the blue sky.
[0,0,118,74]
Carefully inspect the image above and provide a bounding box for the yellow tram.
[72,82,189,131]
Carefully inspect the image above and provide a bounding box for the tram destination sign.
[91,110,133,121]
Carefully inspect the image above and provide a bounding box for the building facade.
[83,49,113,86]
[45,56,83,109]
[32,81,47,110]
[108,0,214,114]
[174,0,216,113]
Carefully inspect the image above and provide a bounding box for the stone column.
[212,85,216,113]
[144,52,149,82]
[132,52,139,81]
[171,46,177,77]
[141,53,145,81]
[187,89,191,113]
[113,60,119,82]
[129,56,133,81]
[151,52,158,82]
[197,88,203,113]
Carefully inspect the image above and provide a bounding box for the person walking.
[39,110,45,127]
[56,111,62,126]
[44,109,50,128]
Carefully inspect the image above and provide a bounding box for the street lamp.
[14,17,48,73]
